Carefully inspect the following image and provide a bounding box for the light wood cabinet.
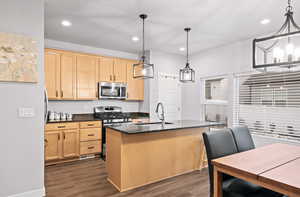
[45,48,144,101]
[45,131,61,160]
[45,49,76,100]
[45,123,79,163]
[126,60,144,100]
[99,57,114,82]
[45,49,60,99]
[76,55,98,100]
[114,59,127,83]
[62,129,79,158]
[99,57,127,83]
[60,53,76,100]
[79,121,102,156]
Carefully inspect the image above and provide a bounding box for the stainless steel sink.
[134,122,173,126]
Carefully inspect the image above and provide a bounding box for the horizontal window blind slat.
[234,71,300,142]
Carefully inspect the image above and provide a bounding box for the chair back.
[202,129,238,197]
[231,126,255,152]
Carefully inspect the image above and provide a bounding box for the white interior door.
[158,73,182,122]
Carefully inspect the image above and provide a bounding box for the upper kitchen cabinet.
[126,60,144,100]
[114,58,127,83]
[76,55,98,100]
[99,57,127,83]
[45,49,77,100]
[60,52,77,100]
[45,49,61,99]
[99,57,114,82]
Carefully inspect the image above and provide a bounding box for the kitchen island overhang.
[105,120,225,192]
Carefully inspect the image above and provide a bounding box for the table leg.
[214,167,223,197]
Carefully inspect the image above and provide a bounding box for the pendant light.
[133,14,154,79]
[180,27,195,82]
[253,0,300,70]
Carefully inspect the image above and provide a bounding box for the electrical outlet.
[19,108,35,118]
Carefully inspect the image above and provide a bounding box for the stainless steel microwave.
[98,82,127,99]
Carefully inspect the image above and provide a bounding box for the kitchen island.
[106,120,224,192]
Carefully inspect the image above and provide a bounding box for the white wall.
[148,51,185,120]
[182,39,253,123]
[0,1,45,197]
[45,39,142,113]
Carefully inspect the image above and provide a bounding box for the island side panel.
[106,128,122,190]
[120,127,206,191]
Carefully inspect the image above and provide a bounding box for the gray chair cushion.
[231,126,255,152]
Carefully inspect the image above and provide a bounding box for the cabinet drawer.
[80,121,101,129]
[80,141,101,155]
[45,122,79,131]
[80,128,101,141]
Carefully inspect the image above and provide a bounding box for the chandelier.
[133,14,154,79]
[253,0,300,70]
[179,28,195,82]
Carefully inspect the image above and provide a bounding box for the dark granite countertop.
[105,120,225,134]
[47,112,149,124]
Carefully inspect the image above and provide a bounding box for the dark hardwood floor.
[45,158,209,197]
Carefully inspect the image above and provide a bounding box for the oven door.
[99,82,126,99]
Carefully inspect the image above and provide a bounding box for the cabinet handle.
[61,90,64,98]
[113,75,116,81]
[57,126,66,128]
[56,90,58,97]
[63,133,66,139]
[87,124,94,126]
[88,146,94,149]
[88,134,95,136]
[58,134,60,140]
[44,139,48,146]
[110,75,112,81]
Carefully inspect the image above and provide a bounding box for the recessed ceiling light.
[260,19,271,25]
[179,47,185,51]
[132,36,139,42]
[61,20,72,27]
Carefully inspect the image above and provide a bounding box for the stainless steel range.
[94,106,132,159]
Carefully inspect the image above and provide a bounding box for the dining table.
[212,143,300,197]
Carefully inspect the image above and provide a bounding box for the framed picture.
[0,32,38,83]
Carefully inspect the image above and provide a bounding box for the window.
[202,76,229,126]
[234,71,300,142]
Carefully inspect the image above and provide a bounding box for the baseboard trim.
[8,187,45,197]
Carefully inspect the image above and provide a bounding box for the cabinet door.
[62,129,79,158]
[114,59,127,83]
[126,60,144,100]
[60,53,76,100]
[45,49,60,99]
[99,57,114,82]
[45,131,62,161]
[76,55,98,100]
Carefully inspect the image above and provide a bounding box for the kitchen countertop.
[47,112,149,124]
[105,120,225,134]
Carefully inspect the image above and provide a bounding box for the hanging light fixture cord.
[184,28,191,68]
[139,14,147,63]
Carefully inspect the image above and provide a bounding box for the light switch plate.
[19,108,35,118]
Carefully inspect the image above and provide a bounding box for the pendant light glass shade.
[253,0,300,71]
[133,14,154,79]
[180,28,195,82]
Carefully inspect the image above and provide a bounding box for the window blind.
[233,71,300,142]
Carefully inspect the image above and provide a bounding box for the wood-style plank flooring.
[45,158,209,197]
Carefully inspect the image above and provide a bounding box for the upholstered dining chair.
[202,129,283,197]
[231,126,255,152]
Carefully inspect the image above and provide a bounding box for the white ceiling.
[45,0,300,55]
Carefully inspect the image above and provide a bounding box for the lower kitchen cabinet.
[79,121,102,156]
[45,122,80,164]
[45,121,102,165]
[62,129,79,158]
[45,131,62,161]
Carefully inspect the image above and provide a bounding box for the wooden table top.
[259,157,300,195]
[212,143,300,179]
